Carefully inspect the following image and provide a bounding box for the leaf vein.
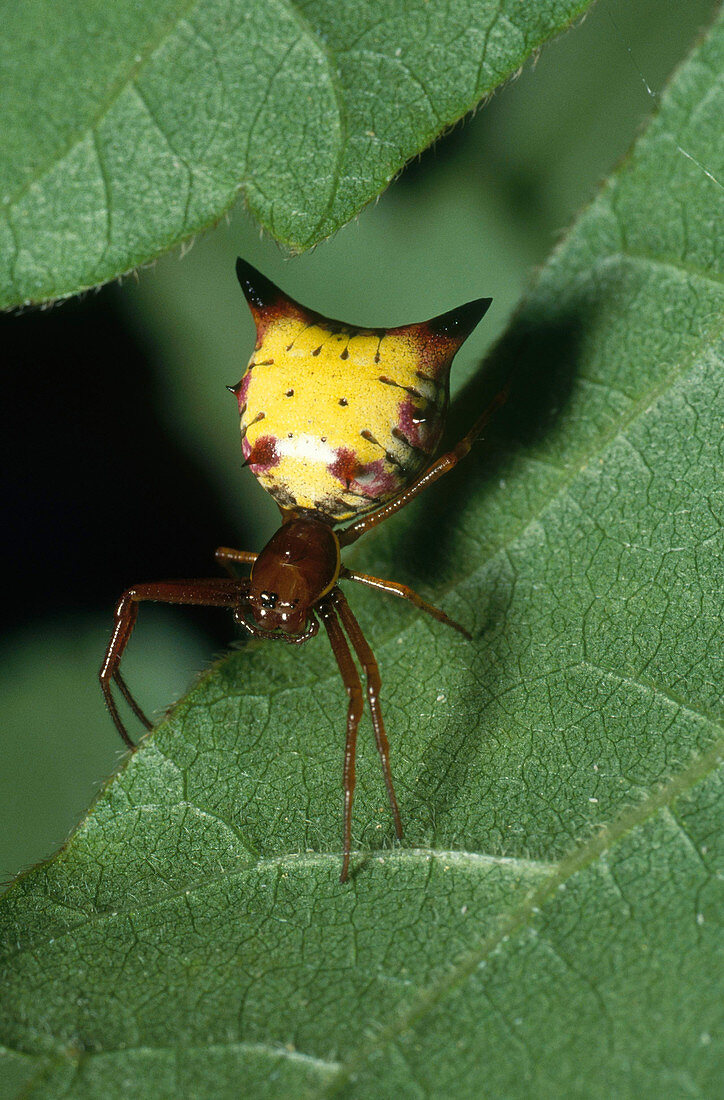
[1,849,551,964]
[3,0,202,217]
[614,248,724,290]
[322,735,724,1094]
[279,0,348,246]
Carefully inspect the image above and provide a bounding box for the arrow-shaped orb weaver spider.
[101,259,506,882]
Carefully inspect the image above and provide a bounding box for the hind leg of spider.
[214,546,258,578]
[101,578,248,750]
[342,569,470,639]
[331,588,403,846]
[318,597,365,883]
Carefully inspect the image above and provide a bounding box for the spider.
[101,259,506,882]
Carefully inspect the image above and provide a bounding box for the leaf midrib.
[2,847,554,967]
[0,1039,342,1078]
[321,731,724,1096]
[280,0,347,245]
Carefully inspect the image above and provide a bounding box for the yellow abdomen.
[232,261,490,524]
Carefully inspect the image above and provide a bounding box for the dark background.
[2,0,718,882]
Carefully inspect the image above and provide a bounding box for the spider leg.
[342,568,470,639]
[114,668,154,730]
[101,578,248,750]
[331,588,404,848]
[215,546,258,578]
[317,596,365,883]
[339,379,510,547]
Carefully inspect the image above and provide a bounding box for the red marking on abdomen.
[247,434,281,471]
[329,448,402,501]
[398,396,441,452]
[353,459,401,499]
[329,447,362,487]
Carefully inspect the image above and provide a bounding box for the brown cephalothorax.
[101,259,505,882]
[242,516,340,637]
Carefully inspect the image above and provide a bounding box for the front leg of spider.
[100,578,251,749]
[102,257,496,883]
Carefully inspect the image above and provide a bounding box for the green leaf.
[0,0,594,309]
[2,11,724,1100]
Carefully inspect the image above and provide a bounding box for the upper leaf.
[1,8,723,1100]
[0,0,593,308]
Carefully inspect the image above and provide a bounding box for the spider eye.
[260,591,277,608]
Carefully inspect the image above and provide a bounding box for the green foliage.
[0,0,592,308]
[2,8,723,1097]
